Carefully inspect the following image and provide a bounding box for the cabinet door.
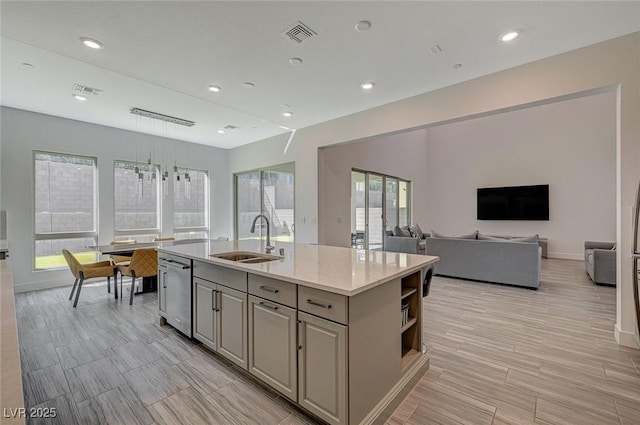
[248,295,297,401]
[193,278,216,350]
[217,285,247,369]
[158,266,167,316]
[298,312,348,425]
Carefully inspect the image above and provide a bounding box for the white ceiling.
[2,1,639,149]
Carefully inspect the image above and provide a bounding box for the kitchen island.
[156,240,438,425]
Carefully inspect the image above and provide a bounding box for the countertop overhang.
[157,240,438,296]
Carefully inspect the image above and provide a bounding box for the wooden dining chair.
[118,248,158,305]
[62,249,118,308]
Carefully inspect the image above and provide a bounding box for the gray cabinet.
[248,295,297,401]
[192,263,248,369]
[193,277,216,349]
[217,285,247,369]
[298,311,347,425]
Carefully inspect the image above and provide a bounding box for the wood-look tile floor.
[15,259,640,425]
[15,282,320,425]
[387,259,640,425]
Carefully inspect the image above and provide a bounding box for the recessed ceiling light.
[355,20,372,32]
[208,85,221,92]
[360,82,375,90]
[21,62,34,68]
[243,82,255,88]
[289,57,303,66]
[80,37,103,49]
[500,30,520,42]
[453,63,463,69]
[217,129,225,134]
[283,111,293,117]
[72,94,87,101]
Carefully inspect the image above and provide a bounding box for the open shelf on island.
[401,287,417,300]
[401,348,421,372]
[400,317,417,333]
[400,270,422,370]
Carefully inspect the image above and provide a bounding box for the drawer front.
[248,274,297,308]
[193,261,247,292]
[298,286,348,325]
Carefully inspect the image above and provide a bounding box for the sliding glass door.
[351,170,411,250]
[235,163,294,242]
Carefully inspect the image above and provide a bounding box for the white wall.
[0,107,230,291]
[425,92,616,259]
[318,130,429,247]
[229,33,639,347]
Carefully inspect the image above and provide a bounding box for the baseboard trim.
[547,252,583,261]
[13,277,116,294]
[614,323,640,348]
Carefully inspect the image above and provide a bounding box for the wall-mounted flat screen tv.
[477,184,549,221]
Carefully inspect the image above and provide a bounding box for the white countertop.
[157,240,438,296]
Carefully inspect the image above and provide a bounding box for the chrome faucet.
[250,214,275,254]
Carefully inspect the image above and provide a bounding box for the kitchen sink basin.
[210,251,282,263]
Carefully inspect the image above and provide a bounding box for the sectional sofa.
[426,233,541,289]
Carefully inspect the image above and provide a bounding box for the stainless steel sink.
[210,251,282,263]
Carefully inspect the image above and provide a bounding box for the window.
[114,160,160,242]
[235,163,294,242]
[174,168,208,240]
[34,151,97,269]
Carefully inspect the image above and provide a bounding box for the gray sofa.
[426,237,541,289]
[584,241,616,285]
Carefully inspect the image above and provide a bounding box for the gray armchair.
[584,241,616,285]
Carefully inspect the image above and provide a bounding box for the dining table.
[88,238,207,294]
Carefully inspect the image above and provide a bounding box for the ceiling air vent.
[282,21,317,44]
[224,125,239,131]
[72,83,102,96]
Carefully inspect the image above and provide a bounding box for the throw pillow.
[459,231,479,239]
[411,223,425,239]
[430,229,448,238]
[394,225,411,237]
[407,227,417,238]
[431,230,478,239]
[510,234,540,243]
[477,233,505,241]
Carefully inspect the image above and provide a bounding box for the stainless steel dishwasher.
[158,253,192,337]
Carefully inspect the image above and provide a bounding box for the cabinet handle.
[163,271,167,288]
[216,290,221,312]
[259,301,278,311]
[212,290,219,311]
[259,285,279,294]
[306,299,332,309]
[297,320,303,350]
